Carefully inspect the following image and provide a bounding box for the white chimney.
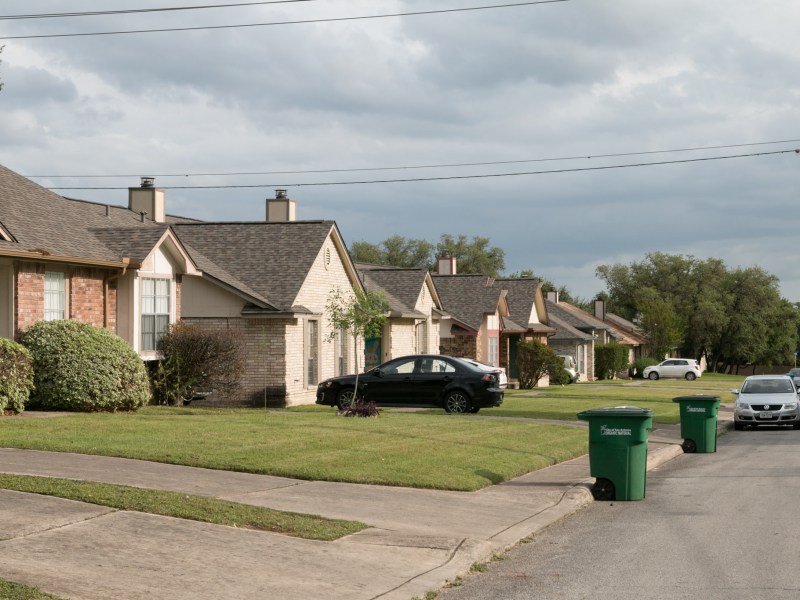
[266,189,296,222]
[436,253,457,275]
[128,177,165,223]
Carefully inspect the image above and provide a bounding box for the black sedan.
[316,354,504,414]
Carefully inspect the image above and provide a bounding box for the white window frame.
[306,319,319,386]
[44,271,66,321]
[335,326,347,376]
[488,336,499,367]
[141,277,170,352]
[415,321,428,354]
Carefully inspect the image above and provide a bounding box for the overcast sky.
[1,0,799,302]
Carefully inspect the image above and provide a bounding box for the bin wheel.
[591,478,615,501]
[681,439,697,453]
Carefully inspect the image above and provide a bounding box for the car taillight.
[481,374,495,382]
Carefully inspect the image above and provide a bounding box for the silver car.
[733,375,800,430]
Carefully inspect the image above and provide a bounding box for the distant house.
[0,165,365,406]
[432,255,556,386]
[355,263,444,369]
[592,299,648,366]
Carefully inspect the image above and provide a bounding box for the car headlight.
[319,380,335,388]
[784,402,799,410]
[734,402,749,411]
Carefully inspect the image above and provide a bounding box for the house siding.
[440,334,479,359]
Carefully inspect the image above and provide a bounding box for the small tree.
[516,339,564,389]
[151,323,245,406]
[326,287,388,410]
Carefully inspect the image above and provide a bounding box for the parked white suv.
[643,359,702,381]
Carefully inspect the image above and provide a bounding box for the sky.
[1,0,799,302]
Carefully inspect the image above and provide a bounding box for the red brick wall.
[14,262,119,336]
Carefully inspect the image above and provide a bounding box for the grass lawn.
[493,373,742,424]
[0,580,65,600]
[0,474,365,541]
[0,408,587,492]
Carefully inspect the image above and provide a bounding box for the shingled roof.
[495,278,556,335]
[432,274,505,332]
[173,221,347,313]
[356,263,434,318]
[0,164,169,266]
[546,299,623,341]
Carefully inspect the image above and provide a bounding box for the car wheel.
[336,387,358,410]
[444,391,472,413]
[734,420,744,431]
[648,372,659,380]
[591,478,615,501]
[685,372,696,381]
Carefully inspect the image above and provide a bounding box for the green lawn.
[0,580,65,600]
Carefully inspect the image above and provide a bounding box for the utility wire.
[1,1,319,21]
[26,139,800,179]
[0,1,570,40]
[46,149,800,191]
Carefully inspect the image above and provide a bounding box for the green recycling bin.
[672,395,721,453]
[577,406,654,501]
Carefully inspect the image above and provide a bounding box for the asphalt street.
[438,426,800,600]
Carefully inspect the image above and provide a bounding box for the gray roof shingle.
[432,274,502,331]
[356,263,429,318]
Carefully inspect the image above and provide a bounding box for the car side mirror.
[373,369,382,378]
[731,389,739,395]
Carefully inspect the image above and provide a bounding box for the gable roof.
[173,221,354,313]
[495,278,556,335]
[356,263,440,318]
[432,274,506,332]
[548,313,595,342]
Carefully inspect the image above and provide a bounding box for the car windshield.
[741,379,795,394]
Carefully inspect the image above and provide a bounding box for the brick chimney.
[266,189,296,222]
[128,177,165,223]
[594,299,606,320]
[436,252,457,275]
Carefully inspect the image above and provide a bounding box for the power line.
[26,139,800,179]
[0,1,569,40]
[0,1,318,21]
[46,149,800,191]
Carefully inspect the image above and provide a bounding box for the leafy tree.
[326,287,389,411]
[594,343,630,380]
[351,236,434,268]
[634,287,683,359]
[437,234,505,277]
[515,339,564,388]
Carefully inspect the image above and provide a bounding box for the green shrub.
[594,343,630,380]
[20,320,150,412]
[631,357,659,379]
[516,339,565,388]
[150,323,245,406]
[0,338,34,414]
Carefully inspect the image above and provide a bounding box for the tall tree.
[437,234,505,277]
[350,236,434,268]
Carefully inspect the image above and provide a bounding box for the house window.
[488,336,499,367]
[306,319,319,385]
[336,326,347,376]
[141,278,170,351]
[44,271,66,321]
[416,321,427,354]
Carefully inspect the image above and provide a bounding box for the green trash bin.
[672,395,721,453]
[577,406,654,501]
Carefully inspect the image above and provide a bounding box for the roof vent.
[140,177,155,188]
[275,189,288,199]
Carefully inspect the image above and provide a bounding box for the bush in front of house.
[631,356,660,379]
[0,338,34,414]
[20,320,150,412]
[594,343,630,380]
[516,339,565,388]
[150,323,245,406]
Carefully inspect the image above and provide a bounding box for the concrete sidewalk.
[0,414,733,600]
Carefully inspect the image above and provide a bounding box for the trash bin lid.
[672,395,721,403]
[577,405,654,419]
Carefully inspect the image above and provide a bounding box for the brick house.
[0,165,364,406]
[0,165,198,355]
[355,263,444,369]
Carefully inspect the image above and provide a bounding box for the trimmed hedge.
[0,338,34,414]
[20,320,150,412]
[594,343,630,380]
